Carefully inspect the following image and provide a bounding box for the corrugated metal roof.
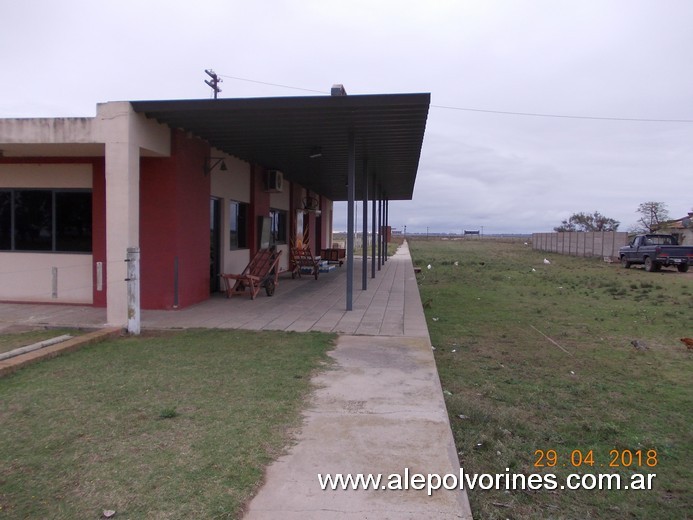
[131,93,430,201]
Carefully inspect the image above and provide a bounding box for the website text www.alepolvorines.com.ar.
[317,468,656,496]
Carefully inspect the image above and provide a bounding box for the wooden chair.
[290,244,319,280]
[220,249,283,299]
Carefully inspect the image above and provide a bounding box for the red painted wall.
[91,159,107,307]
[140,130,210,309]
[306,190,317,250]
[249,164,270,253]
[173,134,211,308]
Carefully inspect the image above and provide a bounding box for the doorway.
[315,212,322,253]
[210,198,221,293]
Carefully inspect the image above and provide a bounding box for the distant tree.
[554,211,620,232]
[635,201,670,232]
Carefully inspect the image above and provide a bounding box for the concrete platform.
[0,246,425,337]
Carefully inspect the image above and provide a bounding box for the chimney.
[331,84,347,96]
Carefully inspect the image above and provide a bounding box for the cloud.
[2,0,692,235]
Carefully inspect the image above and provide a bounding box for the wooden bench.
[290,245,319,280]
[321,248,346,266]
[220,249,283,299]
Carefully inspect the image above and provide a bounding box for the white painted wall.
[0,164,92,187]
[211,154,251,201]
[0,117,95,145]
[269,187,290,209]
[0,253,93,303]
[211,154,252,275]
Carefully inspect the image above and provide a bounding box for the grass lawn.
[0,328,334,519]
[410,238,692,520]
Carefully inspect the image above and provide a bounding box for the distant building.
[656,212,693,245]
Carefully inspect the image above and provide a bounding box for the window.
[269,208,287,246]
[14,190,52,251]
[0,189,92,253]
[229,200,249,249]
[56,192,92,252]
[0,191,10,250]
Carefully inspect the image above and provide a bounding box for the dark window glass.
[270,209,287,245]
[56,191,92,252]
[0,191,10,250]
[229,201,248,249]
[0,189,92,253]
[238,205,247,248]
[14,190,52,251]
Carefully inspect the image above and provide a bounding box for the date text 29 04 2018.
[534,449,658,469]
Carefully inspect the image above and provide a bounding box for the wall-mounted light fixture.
[204,157,228,176]
[309,146,322,159]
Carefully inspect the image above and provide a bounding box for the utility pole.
[205,69,222,99]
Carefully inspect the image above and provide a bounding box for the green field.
[410,238,692,519]
[0,329,334,519]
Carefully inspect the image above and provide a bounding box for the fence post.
[96,262,103,292]
[600,231,605,258]
[51,267,58,299]
[591,232,595,258]
[126,247,140,335]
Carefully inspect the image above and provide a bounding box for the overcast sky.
[2,0,691,234]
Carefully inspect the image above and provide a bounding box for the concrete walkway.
[244,333,472,519]
[0,242,472,518]
[243,243,472,519]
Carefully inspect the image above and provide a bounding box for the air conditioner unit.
[265,170,284,192]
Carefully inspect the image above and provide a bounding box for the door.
[315,212,322,254]
[210,198,221,293]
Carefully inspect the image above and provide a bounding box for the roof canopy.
[131,93,430,201]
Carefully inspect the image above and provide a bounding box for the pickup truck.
[619,234,692,272]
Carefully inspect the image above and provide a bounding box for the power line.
[218,74,327,94]
[217,73,693,123]
[430,104,693,123]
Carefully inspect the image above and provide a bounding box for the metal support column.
[346,131,355,311]
[383,198,390,262]
[377,195,382,271]
[382,195,386,265]
[371,176,377,279]
[361,158,368,290]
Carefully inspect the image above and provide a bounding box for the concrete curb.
[0,327,123,378]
